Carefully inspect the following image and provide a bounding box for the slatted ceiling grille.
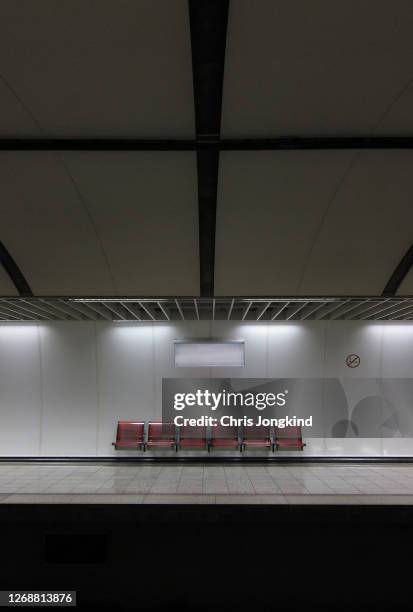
[0,296,412,321]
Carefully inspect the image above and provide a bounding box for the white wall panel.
[39,322,98,456]
[153,322,211,419]
[324,322,383,378]
[0,320,413,457]
[268,322,325,378]
[96,323,154,456]
[210,322,268,379]
[0,324,42,455]
[382,323,413,377]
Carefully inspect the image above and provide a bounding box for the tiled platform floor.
[1,462,413,504]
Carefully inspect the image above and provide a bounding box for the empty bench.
[112,422,306,453]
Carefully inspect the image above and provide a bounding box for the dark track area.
[0,503,410,611]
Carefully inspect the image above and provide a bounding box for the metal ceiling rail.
[2,136,413,151]
[374,301,413,320]
[0,296,413,321]
[193,299,200,320]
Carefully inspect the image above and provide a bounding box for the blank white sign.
[174,341,245,367]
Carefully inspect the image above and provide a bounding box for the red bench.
[179,425,208,450]
[209,425,240,451]
[112,421,145,450]
[274,426,306,451]
[146,422,177,451]
[242,425,272,451]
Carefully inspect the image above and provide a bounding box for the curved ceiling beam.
[0,240,33,296]
[382,244,413,296]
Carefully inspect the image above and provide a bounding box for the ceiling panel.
[0,264,18,297]
[215,151,413,296]
[0,152,198,296]
[222,0,413,136]
[215,151,353,295]
[0,152,116,295]
[0,0,194,137]
[60,152,199,295]
[299,151,413,295]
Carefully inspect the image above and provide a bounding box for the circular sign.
[346,354,360,368]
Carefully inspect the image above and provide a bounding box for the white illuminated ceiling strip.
[157,301,169,321]
[375,301,413,320]
[58,299,94,320]
[22,299,66,320]
[256,301,272,320]
[138,302,155,321]
[242,301,253,320]
[3,300,47,320]
[0,306,22,320]
[286,301,309,321]
[364,300,407,319]
[44,300,82,321]
[175,299,185,320]
[301,301,325,320]
[120,301,141,320]
[82,301,112,321]
[271,302,289,320]
[316,299,351,320]
[194,299,199,320]
[227,298,234,320]
[343,299,384,319]
[1,296,413,321]
[392,306,413,320]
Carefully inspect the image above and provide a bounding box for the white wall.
[0,319,413,457]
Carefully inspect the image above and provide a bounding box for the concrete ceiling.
[0,0,194,137]
[0,152,198,295]
[215,151,413,296]
[222,0,413,136]
[0,0,412,298]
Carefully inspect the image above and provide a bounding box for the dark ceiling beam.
[0,241,32,297]
[2,136,413,151]
[189,0,229,297]
[382,244,413,296]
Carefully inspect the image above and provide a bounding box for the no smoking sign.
[346,354,360,368]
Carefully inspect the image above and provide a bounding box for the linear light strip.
[256,301,272,321]
[227,298,234,320]
[242,302,253,321]
[286,301,309,321]
[375,301,413,320]
[271,302,289,320]
[316,299,351,320]
[175,299,185,320]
